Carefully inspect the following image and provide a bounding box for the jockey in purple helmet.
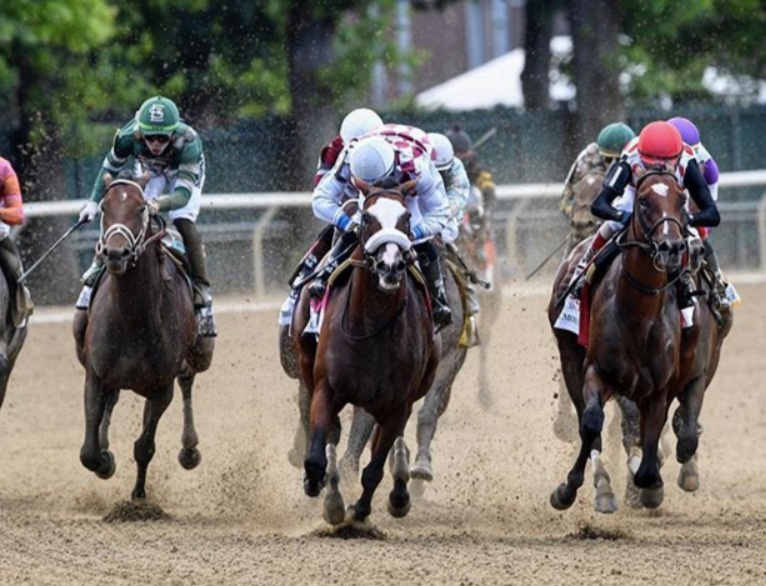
[667,116,737,313]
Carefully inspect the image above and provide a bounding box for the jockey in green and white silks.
[76,95,216,337]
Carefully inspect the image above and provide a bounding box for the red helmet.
[638,121,683,166]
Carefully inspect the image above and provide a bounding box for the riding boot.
[306,230,358,299]
[675,270,698,328]
[703,240,732,314]
[421,257,453,332]
[0,237,33,328]
[570,231,607,298]
[175,219,216,337]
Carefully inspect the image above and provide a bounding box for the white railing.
[24,170,766,296]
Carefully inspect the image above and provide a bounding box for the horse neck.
[345,264,407,327]
[616,234,668,320]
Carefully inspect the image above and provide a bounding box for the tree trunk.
[566,0,624,147]
[521,0,557,111]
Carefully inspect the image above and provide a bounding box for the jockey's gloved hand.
[79,201,99,223]
[147,200,160,216]
[618,211,633,228]
[410,225,426,241]
[334,211,358,233]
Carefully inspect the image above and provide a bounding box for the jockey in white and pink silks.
[307,123,453,330]
[569,121,722,317]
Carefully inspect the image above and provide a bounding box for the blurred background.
[2,0,765,305]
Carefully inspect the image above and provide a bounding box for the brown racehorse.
[74,174,213,501]
[293,180,440,525]
[0,261,26,413]
[548,168,731,511]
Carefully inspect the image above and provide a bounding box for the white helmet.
[349,137,396,183]
[340,108,383,144]
[428,132,454,172]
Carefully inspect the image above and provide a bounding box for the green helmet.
[136,96,180,136]
[596,122,636,158]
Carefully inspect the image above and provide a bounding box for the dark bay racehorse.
[0,260,27,412]
[293,180,440,524]
[74,174,214,501]
[548,168,730,511]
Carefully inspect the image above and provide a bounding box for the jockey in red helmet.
[568,121,721,321]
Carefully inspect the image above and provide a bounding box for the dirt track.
[0,281,764,585]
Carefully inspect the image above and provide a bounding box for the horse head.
[97,173,151,276]
[570,170,604,241]
[631,168,689,272]
[355,177,416,293]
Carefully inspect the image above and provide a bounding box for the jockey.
[309,129,453,330]
[428,131,481,343]
[279,107,383,327]
[76,96,216,337]
[570,121,721,310]
[559,122,636,218]
[0,156,33,327]
[667,116,736,311]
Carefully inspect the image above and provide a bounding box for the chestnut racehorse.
[548,168,730,511]
[74,175,213,502]
[293,180,440,525]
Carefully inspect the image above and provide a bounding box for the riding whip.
[525,235,570,281]
[18,218,87,284]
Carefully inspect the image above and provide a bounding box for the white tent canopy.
[415,36,575,112]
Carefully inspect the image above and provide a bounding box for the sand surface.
[0,281,764,585]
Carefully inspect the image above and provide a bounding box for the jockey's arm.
[313,135,345,187]
[0,160,24,225]
[446,158,471,219]
[590,160,631,223]
[411,163,450,240]
[153,139,202,212]
[698,145,720,202]
[87,126,134,203]
[312,165,354,229]
[684,159,720,228]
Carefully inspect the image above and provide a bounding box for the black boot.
[0,238,33,328]
[307,230,358,299]
[703,240,731,314]
[421,257,453,331]
[175,219,216,337]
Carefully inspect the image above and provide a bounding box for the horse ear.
[353,176,372,195]
[103,173,113,187]
[401,179,417,195]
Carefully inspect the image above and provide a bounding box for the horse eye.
[639,198,649,209]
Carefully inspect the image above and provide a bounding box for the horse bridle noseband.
[96,179,165,264]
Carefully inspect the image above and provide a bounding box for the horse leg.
[634,395,669,509]
[351,409,409,522]
[591,434,617,514]
[411,378,451,482]
[550,365,605,510]
[615,396,643,508]
[132,383,174,500]
[178,369,202,470]
[304,381,338,498]
[338,407,375,482]
[387,436,412,518]
[98,389,120,453]
[288,379,311,469]
[80,372,116,480]
[322,443,345,525]
[553,375,578,443]
[673,375,706,492]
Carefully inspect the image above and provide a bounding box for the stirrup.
[196,306,217,337]
[433,305,453,333]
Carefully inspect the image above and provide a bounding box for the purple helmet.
[667,116,700,147]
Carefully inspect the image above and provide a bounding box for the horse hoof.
[323,490,346,526]
[639,486,665,509]
[594,492,618,514]
[349,502,371,522]
[624,481,643,509]
[410,461,433,482]
[678,461,700,492]
[178,447,201,470]
[387,495,411,518]
[95,451,116,480]
[303,476,324,498]
[550,483,576,510]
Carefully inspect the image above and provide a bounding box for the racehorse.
[564,169,604,255]
[0,258,27,413]
[548,168,731,512]
[456,185,501,408]
[74,174,214,501]
[292,179,440,524]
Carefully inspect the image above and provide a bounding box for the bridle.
[96,179,165,265]
[618,169,689,295]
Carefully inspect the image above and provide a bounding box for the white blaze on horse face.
[662,212,669,236]
[380,242,400,267]
[650,183,670,198]
[369,198,407,231]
